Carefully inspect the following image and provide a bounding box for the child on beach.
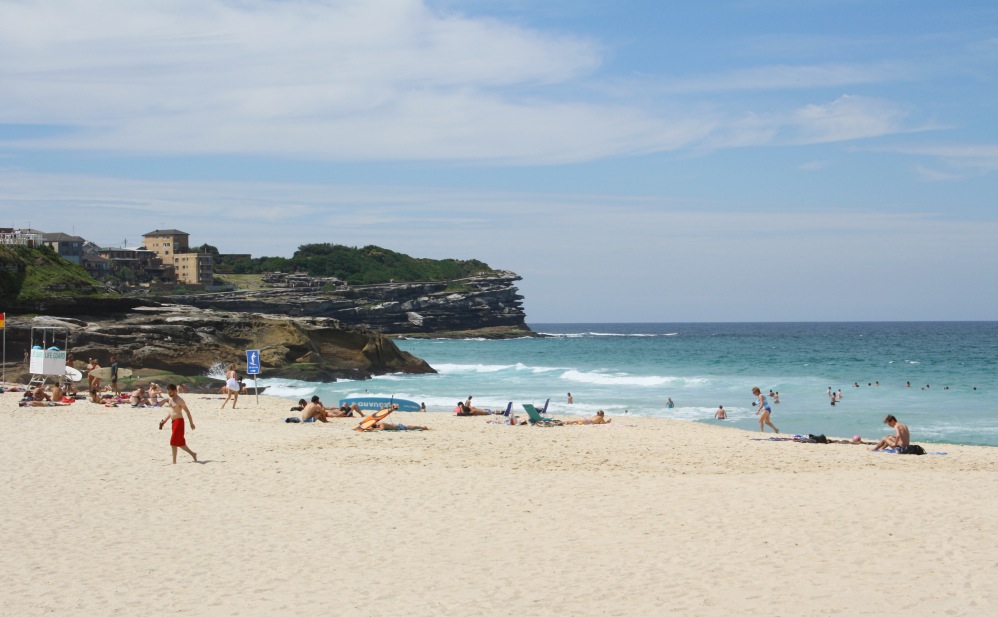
[159,384,197,464]
[752,387,779,433]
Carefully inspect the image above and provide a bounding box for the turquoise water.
[258,322,998,447]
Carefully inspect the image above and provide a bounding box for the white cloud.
[798,160,828,171]
[663,62,908,93]
[893,144,998,173]
[0,1,923,163]
[787,94,910,144]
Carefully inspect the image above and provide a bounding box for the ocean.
[256,322,998,447]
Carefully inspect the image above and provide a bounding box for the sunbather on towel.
[19,400,72,407]
[454,400,489,416]
[356,407,429,431]
[871,414,910,451]
[325,402,362,418]
[562,410,611,425]
[369,421,430,431]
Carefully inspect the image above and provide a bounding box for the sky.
[1,0,996,322]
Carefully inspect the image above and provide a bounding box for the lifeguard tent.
[27,325,71,388]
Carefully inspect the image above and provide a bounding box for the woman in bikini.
[752,387,779,433]
[563,410,611,425]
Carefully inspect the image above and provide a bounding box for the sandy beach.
[1,390,996,616]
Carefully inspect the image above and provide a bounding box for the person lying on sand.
[355,406,429,431]
[562,410,612,425]
[19,400,72,407]
[325,403,362,418]
[454,401,489,416]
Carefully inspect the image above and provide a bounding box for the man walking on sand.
[871,414,909,451]
[159,383,197,463]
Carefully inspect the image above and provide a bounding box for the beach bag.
[898,444,925,455]
[807,434,828,444]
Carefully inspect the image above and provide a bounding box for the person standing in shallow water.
[159,384,197,464]
[752,387,779,433]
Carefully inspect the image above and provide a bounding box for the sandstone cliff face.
[5,308,434,382]
[158,271,532,337]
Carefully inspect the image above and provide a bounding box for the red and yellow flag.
[0,312,5,329]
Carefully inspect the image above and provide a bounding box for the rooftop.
[142,229,189,237]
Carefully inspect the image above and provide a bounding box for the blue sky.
[1,0,996,322]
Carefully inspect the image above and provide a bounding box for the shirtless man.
[563,410,612,425]
[49,383,64,402]
[301,395,329,423]
[32,385,50,401]
[714,405,727,420]
[159,384,197,463]
[871,414,910,451]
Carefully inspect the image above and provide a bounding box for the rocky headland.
[3,307,433,388]
[154,271,533,338]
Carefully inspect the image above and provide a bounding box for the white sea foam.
[538,331,678,338]
[560,369,708,388]
[205,362,228,379]
[433,363,515,374]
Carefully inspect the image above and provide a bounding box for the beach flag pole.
[1,311,6,385]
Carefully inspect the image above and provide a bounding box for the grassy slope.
[0,245,108,305]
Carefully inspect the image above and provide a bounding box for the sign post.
[246,349,261,405]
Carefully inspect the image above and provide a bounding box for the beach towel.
[875,448,948,455]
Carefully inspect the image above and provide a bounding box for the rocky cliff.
[156,271,533,338]
[4,308,434,383]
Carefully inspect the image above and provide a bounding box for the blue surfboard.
[339,397,421,413]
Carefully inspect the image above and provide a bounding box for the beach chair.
[535,398,550,414]
[496,402,513,419]
[522,403,562,426]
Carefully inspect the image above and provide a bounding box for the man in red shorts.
[159,383,197,464]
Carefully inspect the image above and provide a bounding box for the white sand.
[1,391,996,616]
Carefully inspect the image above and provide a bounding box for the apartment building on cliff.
[142,229,213,285]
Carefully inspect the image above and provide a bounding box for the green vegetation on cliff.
[223,244,496,285]
[0,245,108,305]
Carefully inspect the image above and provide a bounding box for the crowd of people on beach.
[10,347,933,463]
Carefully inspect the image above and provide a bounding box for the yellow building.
[142,229,213,285]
